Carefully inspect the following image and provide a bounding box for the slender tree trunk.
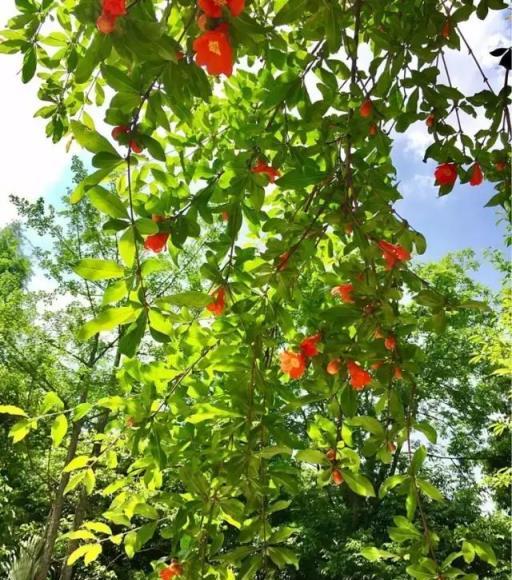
[59,346,121,580]
[58,412,110,580]
[35,336,99,580]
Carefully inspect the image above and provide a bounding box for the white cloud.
[0,4,71,226]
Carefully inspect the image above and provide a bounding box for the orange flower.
[197,13,208,31]
[393,366,403,380]
[280,351,306,379]
[144,233,169,253]
[347,360,372,390]
[326,358,341,375]
[469,162,483,186]
[300,333,321,358]
[277,251,290,271]
[371,360,383,370]
[221,211,229,222]
[434,162,458,186]
[96,12,116,33]
[206,287,226,316]
[369,122,378,136]
[331,283,354,303]
[160,561,183,579]
[198,0,244,18]
[111,124,130,140]
[359,98,373,118]
[441,19,451,39]
[193,25,233,76]
[495,161,507,172]
[102,0,126,17]
[129,140,143,154]
[326,448,337,461]
[426,114,435,127]
[332,468,344,485]
[384,335,396,351]
[378,240,411,270]
[251,161,281,183]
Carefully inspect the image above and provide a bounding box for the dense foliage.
[0,0,510,579]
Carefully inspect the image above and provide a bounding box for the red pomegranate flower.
[426,114,435,127]
[111,124,129,140]
[96,12,116,33]
[332,468,344,485]
[280,351,306,379]
[331,283,354,303]
[434,163,458,187]
[277,251,290,271]
[193,25,233,76]
[326,448,337,461]
[206,287,226,316]
[441,19,451,39]
[378,240,411,270]
[393,367,403,380]
[384,335,396,351]
[198,0,244,18]
[300,333,321,358]
[251,161,281,183]
[469,162,483,186]
[102,0,126,16]
[495,161,507,172]
[160,561,183,579]
[326,358,341,375]
[129,140,143,154]
[144,232,169,253]
[359,98,373,118]
[347,360,372,390]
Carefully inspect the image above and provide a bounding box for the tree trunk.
[35,336,99,580]
[59,346,120,580]
[58,411,110,580]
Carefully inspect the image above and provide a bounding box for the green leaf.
[79,306,141,341]
[73,403,93,422]
[51,414,68,447]
[417,478,444,502]
[414,421,437,444]
[64,472,86,495]
[276,168,328,189]
[41,392,64,414]
[70,121,119,157]
[9,419,32,443]
[67,543,102,566]
[87,187,128,219]
[341,470,376,497]
[349,416,385,436]
[361,547,397,562]
[470,539,497,566]
[22,45,37,83]
[84,522,113,535]
[296,449,329,464]
[378,474,409,498]
[63,455,90,473]
[119,227,136,268]
[158,291,212,308]
[411,445,427,473]
[0,404,27,416]
[267,547,299,569]
[73,258,124,281]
